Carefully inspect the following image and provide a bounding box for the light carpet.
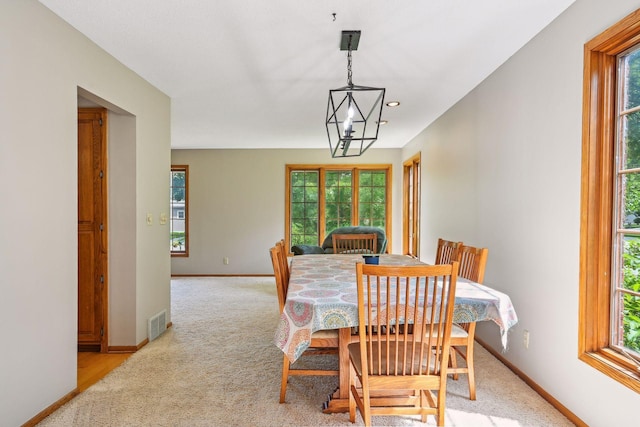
[39,277,574,426]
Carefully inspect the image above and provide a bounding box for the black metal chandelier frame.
[325,31,385,158]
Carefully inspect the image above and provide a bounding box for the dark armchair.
[291,226,387,255]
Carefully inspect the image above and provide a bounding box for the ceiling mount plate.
[340,30,361,51]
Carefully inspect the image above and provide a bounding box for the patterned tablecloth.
[274,254,518,362]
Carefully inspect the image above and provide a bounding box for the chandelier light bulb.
[343,118,352,137]
[343,104,355,136]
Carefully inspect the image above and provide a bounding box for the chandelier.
[326,31,386,158]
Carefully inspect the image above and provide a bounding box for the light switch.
[159,213,167,225]
[146,213,153,225]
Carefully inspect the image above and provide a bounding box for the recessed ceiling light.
[386,101,400,107]
[378,120,388,125]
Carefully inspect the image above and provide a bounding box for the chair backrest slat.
[332,233,377,254]
[457,245,488,284]
[435,238,463,265]
[356,262,458,378]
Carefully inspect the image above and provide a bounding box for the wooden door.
[77,108,108,352]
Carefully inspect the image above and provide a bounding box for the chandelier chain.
[347,45,353,87]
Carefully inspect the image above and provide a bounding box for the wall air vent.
[148,309,167,341]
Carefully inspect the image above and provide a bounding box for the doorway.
[77,108,108,352]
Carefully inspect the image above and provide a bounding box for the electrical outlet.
[223,257,229,265]
[523,330,530,349]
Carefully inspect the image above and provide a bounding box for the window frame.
[285,164,392,252]
[170,165,189,257]
[580,8,640,393]
[403,153,421,258]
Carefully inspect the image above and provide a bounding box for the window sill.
[579,350,640,393]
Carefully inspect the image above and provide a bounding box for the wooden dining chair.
[435,238,463,264]
[332,233,377,254]
[276,239,290,286]
[447,244,489,401]
[348,262,459,427]
[269,246,339,403]
[270,245,287,311]
[457,244,488,284]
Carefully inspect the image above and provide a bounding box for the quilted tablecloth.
[274,254,518,362]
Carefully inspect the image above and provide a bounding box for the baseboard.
[109,322,172,353]
[108,345,139,353]
[21,389,79,427]
[77,344,101,352]
[476,338,587,427]
[22,325,176,426]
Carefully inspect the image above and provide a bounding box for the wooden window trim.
[403,153,421,258]
[171,165,189,257]
[285,164,392,253]
[580,8,640,393]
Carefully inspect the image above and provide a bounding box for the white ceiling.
[40,0,575,150]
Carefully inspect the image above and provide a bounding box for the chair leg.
[449,347,459,380]
[348,365,356,423]
[436,388,446,427]
[362,386,372,427]
[349,390,356,423]
[467,350,476,400]
[279,355,290,403]
[466,323,477,400]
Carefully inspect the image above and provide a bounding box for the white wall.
[108,112,138,346]
[170,148,404,275]
[402,0,639,425]
[0,1,171,425]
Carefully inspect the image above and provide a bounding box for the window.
[170,165,189,256]
[580,9,640,392]
[403,153,421,258]
[358,170,388,228]
[325,170,352,231]
[289,170,319,246]
[286,164,392,250]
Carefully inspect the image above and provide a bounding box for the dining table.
[273,253,519,413]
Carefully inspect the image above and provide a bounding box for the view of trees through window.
[325,170,352,232]
[170,166,188,255]
[289,166,390,248]
[358,171,387,228]
[617,47,640,354]
[290,170,319,246]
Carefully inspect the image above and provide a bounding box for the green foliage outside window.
[171,232,185,250]
[290,171,319,246]
[289,167,389,247]
[325,171,352,232]
[622,238,640,352]
[172,172,185,201]
[619,49,640,354]
[359,171,386,227]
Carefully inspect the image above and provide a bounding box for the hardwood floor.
[77,352,132,392]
